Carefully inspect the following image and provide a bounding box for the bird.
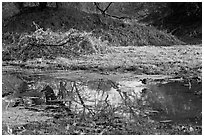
[118,78,147,88]
[116,78,148,97]
[139,79,147,85]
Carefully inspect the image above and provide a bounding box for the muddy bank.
[2,69,202,135]
[3,45,202,79]
[2,44,202,135]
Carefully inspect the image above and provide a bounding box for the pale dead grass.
[55,45,201,76]
[2,107,51,126]
[4,45,201,78]
[1,45,202,135]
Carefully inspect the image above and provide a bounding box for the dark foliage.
[140,2,202,44]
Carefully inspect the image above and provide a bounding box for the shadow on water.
[85,79,202,125]
[145,81,202,125]
[3,71,202,126]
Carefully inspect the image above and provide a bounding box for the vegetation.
[2,27,109,61]
[3,2,187,61]
[140,3,202,43]
[2,2,202,135]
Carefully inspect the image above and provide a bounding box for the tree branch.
[94,2,130,20]
[94,2,112,17]
[104,2,113,12]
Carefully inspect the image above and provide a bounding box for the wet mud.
[2,71,202,127]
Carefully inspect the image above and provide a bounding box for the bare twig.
[114,83,137,118]
[72,81,95,117]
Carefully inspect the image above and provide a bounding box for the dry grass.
[2,5,202,135]
[2,28,110,61]
[2,106,51,135]
[54,45,201,77]
[3,6,184,48]
[3,45,201,78]
[2,44,202,135]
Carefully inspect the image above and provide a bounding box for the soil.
[2,4,202,135]
[2,45,202,135]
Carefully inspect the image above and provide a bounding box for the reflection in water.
[85,79,202,124]
[4,72,201,125]
[145,81,202,124]
[75,79,202,124]
[87,79,114,92]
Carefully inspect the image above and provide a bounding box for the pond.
[83,79,202,125]
[2,72,202,126]
[145,81,202,125]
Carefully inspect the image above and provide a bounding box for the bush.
[2,28,110,61]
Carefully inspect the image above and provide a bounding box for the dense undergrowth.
[2,4,202,135]
[139,3,202,44]
[2,7,186,61]
[2,27,110,61]
[2,73,202,135]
